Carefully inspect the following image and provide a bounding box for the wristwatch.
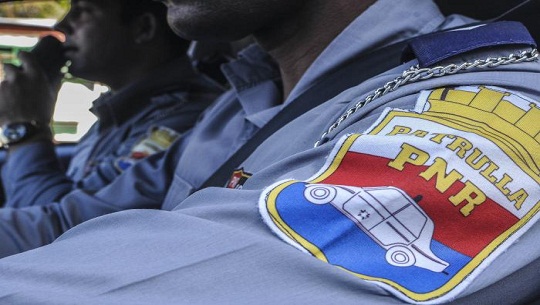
[0,121,43,147]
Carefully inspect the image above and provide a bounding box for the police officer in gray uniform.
[0,0,221,207]
[0,0,472,256]
[0,0,537,303]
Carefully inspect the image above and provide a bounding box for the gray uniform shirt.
[0,0,468,260]
[0,0,537,304]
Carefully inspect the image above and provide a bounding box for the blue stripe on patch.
[409,21,536,67]
[275,182,471,293]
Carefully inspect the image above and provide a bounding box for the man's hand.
[0,51,63,126]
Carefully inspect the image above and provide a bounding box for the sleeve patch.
[259,85,540,303]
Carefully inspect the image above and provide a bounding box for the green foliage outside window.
[0,0,69,19]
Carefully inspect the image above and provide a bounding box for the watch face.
[4,123,28,141]
[0,122,37,146]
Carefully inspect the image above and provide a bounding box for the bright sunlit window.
[0,0,103,143]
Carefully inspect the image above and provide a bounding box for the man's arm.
[0,138,182,258]
[1,140,72,207]
[1,94,207,208]
[0,49,65,207]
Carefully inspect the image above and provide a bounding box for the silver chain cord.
[314,48,539,147]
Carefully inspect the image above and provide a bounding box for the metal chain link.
[314,48,539,147]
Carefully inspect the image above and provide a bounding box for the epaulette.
[407,21,536,67]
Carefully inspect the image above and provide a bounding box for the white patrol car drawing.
[303,184,449,273]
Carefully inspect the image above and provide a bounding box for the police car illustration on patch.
[303,184,449,272]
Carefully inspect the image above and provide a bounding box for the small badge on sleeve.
[226,168,252,189]
[116,126,180,171]
[259,85,540,303]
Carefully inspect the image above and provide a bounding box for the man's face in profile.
[55,0,136,81]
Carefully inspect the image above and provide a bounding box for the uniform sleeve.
[0,138,181,258]
[1,140,73,208]
[2,91,213,208]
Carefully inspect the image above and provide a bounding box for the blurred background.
[0,0,106,143]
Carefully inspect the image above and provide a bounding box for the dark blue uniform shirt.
[1,56,222,207]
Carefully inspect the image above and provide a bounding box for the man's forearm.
[2,140,72,208]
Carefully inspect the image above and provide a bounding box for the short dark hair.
[118,0,189,52]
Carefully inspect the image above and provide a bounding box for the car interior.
[0,0,537,204]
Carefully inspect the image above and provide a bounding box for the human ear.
[132,12,157,44]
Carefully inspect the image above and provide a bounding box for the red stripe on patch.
[320,152,519,257]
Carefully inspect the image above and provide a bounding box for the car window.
[0,0,106,143]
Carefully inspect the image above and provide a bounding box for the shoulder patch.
[259,85,540,303]
[115,126,181,171]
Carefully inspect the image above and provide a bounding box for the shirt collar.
[91,56,198,129]
[221,44,283,127]
[221,44,281,92]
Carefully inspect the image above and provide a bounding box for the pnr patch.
[260,86,540,303]
[226,168,252,189]
[116,126,180,171]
